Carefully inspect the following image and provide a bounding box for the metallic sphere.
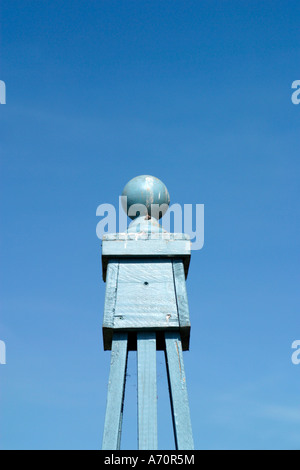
[122,175,170,220]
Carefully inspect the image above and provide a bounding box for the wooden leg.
[102,333,128,450]
[164,331,194,450]
[137,332,158,450]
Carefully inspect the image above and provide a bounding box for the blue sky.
[0,0,299,449]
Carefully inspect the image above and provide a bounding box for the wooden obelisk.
[101,175,194,450]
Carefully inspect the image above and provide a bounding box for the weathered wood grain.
[103,261,119,328]
[114,260,179,330]
[102,261,119,350]
[117,259,174,282]
[103,233,191,241]
[137,332,158,450]
[164,331,194,450]
[102,333,128,450]
[102,236,191,281]
[172,260,191,350]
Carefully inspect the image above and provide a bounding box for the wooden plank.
[172,260,191,351]
[164,331,194,450]
[114,315,179,330]
[102,333,128,450]
[102,237,191,281]
[103,261,119,328]
[118,259,174,283]
[115,282,178,315]
[114,260,179,330]
[103,233,191,241]
[137,332,158,450]
[172,260,190,327]
[103,238,191,257]
[102,261,119,350]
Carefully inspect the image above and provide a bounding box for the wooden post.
[165,332,194,450]
[102,333,128,450]
[137,332,158,450]
[101,175,195,450]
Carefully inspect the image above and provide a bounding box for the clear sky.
[0,0,299,450]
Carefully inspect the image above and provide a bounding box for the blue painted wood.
[102,258,191,350]
[137,332,158,450]
[101,177,195,449]
[102,238,190,259]
[115,260,179,330]
[102,333,128,450]
[118,259,174,282]
[102,234,191,281]
[102,261,119,350]
[172,260,191,350]
[164,331,194,450]
[103,233,190,241]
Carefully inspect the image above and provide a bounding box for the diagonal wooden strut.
[164,331,194,450]
[102,333,128,450]
[102,331,193,450]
